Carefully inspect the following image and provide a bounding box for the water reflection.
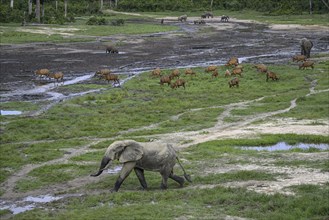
[0,110,22,115]
[239,142,329,151]
[107,166,122,174]
[0,194,81,215]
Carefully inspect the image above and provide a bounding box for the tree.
[64,0,68,17]
[320,0,329,9]
[36,0,40,23]
[309,0,313,14]
[28,0,32,15]
[10,0,14,8]
[41,0,45,18]
[100,0,103,10]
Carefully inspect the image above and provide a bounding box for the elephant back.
[105,140,143,163]
[136,142,177,171]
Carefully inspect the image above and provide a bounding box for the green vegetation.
[5,136,329,219]
[0,6,328,219]
[117,0,329,15]
[1,62,328,143]
[0,22,178,44]
[0,139,89,183]
[11,184,329,220]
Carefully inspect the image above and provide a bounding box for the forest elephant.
[178,15,187,22]
[221,15,229,22]
[300,38,313,58]
[204,12,213,18]
[91,140,192,192]
[106,45,119,54]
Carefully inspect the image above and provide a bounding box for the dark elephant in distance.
[106,45,119,54]
[178,15,187,22]
[300,38,313,58]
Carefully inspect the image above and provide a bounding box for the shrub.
[110,19,125,26]
[0,5,23,23]
[86,16,107,25]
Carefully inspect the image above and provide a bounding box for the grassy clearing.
[141,10,329,26]
[0,20,178,44]
[15,163,92,192]
[8,136,329,219]
[1,10,328,45]
[213,10,329,26]
[12,185,329,220]
[0,139,89,184]
[1,62,328,144]
[0,101,39,112]
[1,11,328,219]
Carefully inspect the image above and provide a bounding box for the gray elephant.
[178,15,187,22]
[91,140,192,192]
[300,38,313,58]
[106,45,119,54]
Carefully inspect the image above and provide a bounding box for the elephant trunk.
[91,156,111,177]
[176,157,192,183]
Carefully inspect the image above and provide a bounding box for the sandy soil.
[0,15,328,218]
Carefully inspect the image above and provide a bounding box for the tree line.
[1,0,328,23]
[117,0,329,14]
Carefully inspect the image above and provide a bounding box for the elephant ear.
[119,141,143,163]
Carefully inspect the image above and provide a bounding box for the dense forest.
[1,0,328,23]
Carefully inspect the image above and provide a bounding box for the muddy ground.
[1,17,328,96]
[0,16,329,218]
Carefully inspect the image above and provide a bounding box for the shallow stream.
[239,142,329,151]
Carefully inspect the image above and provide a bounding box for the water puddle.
[238,52,293,63]
[0,110,22,116]
[1,73,94,98]
[0,59,20,64]
[0,194,82,215]
[107,165,122,174]
[0,203,35,215]
[23,194,63,203]
[239,142,329,151]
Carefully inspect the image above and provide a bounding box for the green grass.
[15,163,92,192]
[0,22,178,44]
[2,134,328,219]
[1,62,328,144]
[0,26,91,44]
[10,172,329,220]
[0,139,89,184]
[0,12,328,219]
[75,23,177,36]
[1,10,328,44]
[0,101,39,112]
[140,10,329,26]
[211,10,329,26]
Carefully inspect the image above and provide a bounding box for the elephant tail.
[91,156,111,177]
[176,157,192,183]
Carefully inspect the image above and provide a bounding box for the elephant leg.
[160,172,170,190]
[169,172,185,187]
[134,167,148,190]
[307,50,311,58]
[113,161,136,192]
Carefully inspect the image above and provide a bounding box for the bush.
[86,16,108,25]
[110,19,125,26]
[0,5,24,23]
